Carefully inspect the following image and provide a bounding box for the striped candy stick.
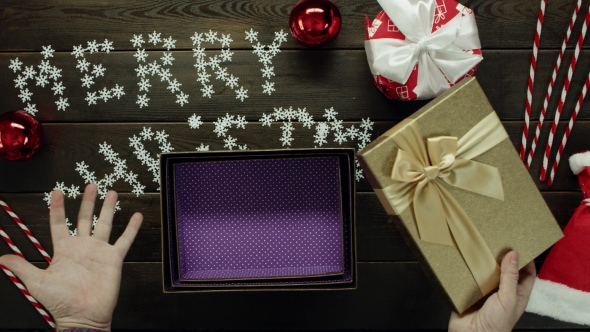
[541,7,590,181]
[526,0,582,169]
[0,226,25,259]
[547,71,590,186]
[0,265,56,330]
[0,199,52,263]
[0,225,56,329]
[520,0,547,161]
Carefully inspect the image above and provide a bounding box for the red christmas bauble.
[289,0,342,47]
[0,110,43,161]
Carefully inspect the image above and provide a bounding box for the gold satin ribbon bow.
[378,112,507,295]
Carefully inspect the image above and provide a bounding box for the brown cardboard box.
[356,77,563,313]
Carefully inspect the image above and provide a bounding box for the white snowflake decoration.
[259,106,374,181]
[191,30,245,101]
[245,29,287,95]
[245,29,259,43]
[85,92,98,105]
[136,94,150,108]
[35,74,49,87]
[190,113,248,150]
[81,74,94,88]
[188,114,203,129]
[161,52,175,66]
[10,45,70,113]
[41,45,55,59]
[162,36,176,51]
[72,39,124,107]
[138,78,151,92]
[175,91,189,107]
[112,84,126,100]
[167,78,181,93]
[148,31,162,45]
[262,80,275,95]
[18,88,32,102]
[132,32,189,108]
[46,125,174,223]
[56,97,69,111]
[14,76,26,89]
[130,34,145,48]
[235,86,249,102]
[223,135,238,150]
[23,103,38,116]
[76,59,90,72]
[9,58,23,73]
[134,49,148,62]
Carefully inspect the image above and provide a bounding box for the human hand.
[0,184,143,331]
[448,251,537,332]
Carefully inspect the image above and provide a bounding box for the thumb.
[0,254,42,293]
[497,251,519,308]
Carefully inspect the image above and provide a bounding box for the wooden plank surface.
[0,0,589,51]
[0,262,587,330]
[1,0,589,330]
[0,192,581,264]
[1,49,590,122]
[0,121,586,193]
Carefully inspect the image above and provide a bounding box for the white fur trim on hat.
[525,277,590,326]
[569,151,590,175]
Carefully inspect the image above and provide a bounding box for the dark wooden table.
[1,0,589,330]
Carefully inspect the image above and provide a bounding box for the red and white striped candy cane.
[547,71,590,186]
[0,224,56,329]
[520,0,547,161]
[0,264,56,329]
[0,226,25,259]
[526,0,581,169]
[0,199,51,263]
[541,7,590,181]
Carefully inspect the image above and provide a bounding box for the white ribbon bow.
[367,0,483,99]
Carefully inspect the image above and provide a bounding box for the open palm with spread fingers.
[0,184,143,331]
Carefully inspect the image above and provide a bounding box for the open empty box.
[160,149,357,292]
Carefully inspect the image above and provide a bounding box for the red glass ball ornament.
[0,110,43,161]
[289,0,342,47]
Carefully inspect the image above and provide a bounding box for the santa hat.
[525,151,590,326]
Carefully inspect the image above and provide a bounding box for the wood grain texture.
[1,49,590,122]
[0,121,586,193]
[0,0,588,51]
[0,262,586,330]
[0,191,580,263]
[1,0,589,330]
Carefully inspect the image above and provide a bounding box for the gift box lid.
[357,77,563,313]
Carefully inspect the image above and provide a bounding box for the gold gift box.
[356,77,563,313]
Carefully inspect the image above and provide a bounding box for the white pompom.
[569,151,590,175]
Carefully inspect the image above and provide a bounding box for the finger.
[93,190,118,242]
[498,250,519,307]
[77,184,97,237]
[114,212,143,257]
[516,260,537,313]
[520,259,537,280]
[49,190,70,243]
[0,254,43,293]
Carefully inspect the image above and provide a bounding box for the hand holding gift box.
[357,77,563,313]
[365,0,482,101]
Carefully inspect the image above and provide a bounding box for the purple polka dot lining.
[173,156,345,281]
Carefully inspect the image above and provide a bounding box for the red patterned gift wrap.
[365,0,483,101]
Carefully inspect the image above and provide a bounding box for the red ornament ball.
[289,0,342,47]
[0,110,43,161]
